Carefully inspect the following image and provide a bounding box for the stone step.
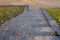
[0,8,60,40]
[34,36,60,40]
[15,27,54,36]
[9,36,60,40]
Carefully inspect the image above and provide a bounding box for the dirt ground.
[0,0,60,9]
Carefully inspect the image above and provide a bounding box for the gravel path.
[0,7,60,40]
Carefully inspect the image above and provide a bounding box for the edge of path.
[41,8,60,35]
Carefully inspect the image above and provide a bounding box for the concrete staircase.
[0,7,60,40]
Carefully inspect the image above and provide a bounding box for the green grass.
[0,6,24,26]
[44,8,60,27]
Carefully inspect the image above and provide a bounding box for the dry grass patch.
[0,6,24,26]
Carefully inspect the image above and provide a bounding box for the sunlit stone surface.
[34,36,60,40]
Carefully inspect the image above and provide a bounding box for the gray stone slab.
[3,26,17,40]
[34,36,60,40]
[50,36,60,40]
[0,31,6,40]
[9,36,33,40]
[3,31,15,40]
[16,27,54,36]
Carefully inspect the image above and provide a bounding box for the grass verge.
[44,8,60,27]
[0,6,24,26]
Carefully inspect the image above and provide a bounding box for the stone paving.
[0,7,60,40]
